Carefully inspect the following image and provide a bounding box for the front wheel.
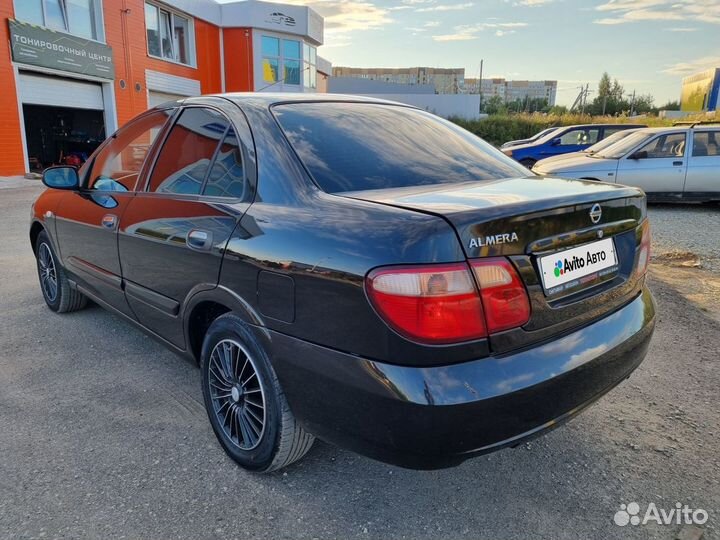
[519,158,537,169]
[200,314,314,472]
[35,231,87,313]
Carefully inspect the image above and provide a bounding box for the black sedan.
[31,94,655,472]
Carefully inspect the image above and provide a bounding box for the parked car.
[532,124,720,202]
[31,95,655,472]
[504,124,647,167]
[533,128,642,169]
[500,127,559,150]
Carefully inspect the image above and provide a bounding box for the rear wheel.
[520,158,537,169]
[35,231,87,313]
[200,314,314,472]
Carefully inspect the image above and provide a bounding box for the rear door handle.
[673,161,683,166]
[187,229,212,251]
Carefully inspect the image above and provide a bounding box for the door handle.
[187,229,212,251]
[673,161,683,166]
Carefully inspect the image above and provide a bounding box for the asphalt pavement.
[0,180,718,540]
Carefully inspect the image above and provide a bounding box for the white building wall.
[353,94,486,120]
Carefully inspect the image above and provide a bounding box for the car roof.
[210,92,416,109]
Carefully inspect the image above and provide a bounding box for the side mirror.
[550,137,562,147]
[630,150,648,160]
[42,166,79,190]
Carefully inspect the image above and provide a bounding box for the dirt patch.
[650,259,720,324]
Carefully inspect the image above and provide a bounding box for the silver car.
[533,124,720,202]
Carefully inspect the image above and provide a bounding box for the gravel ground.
[1,182,718,540]
[648,204,720,273]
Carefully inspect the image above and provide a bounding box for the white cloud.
[514,0,555,5]
[593,0,720,25]
[275,0,392,35]
[662,55,720,75]
[424,20,441,26]
[563,344,609,371]
[432,21,527,41]
[416,2,474,12]
[665,26,697,31]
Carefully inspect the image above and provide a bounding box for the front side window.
[272,103,527,193]
[89,111,171,191]
[558,128,600,146]
[14,0,102,40]
[147,108,229,195]
[692,131,720,157]
[636,133,686,159]
[145,2,194,65]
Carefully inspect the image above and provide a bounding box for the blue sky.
[235,0,719,106]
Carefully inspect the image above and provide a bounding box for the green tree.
[482,94,507,115]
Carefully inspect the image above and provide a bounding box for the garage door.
[18,73,104,110]
[148,91,186,108]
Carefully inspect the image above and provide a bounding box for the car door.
[53,109,173,315]
[118,102,253,347]
[540,127,600,158]
[615,131,688,197]
[683,130,720,199]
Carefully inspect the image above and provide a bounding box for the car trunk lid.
[342,175,648,353]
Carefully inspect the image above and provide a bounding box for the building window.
[262,36,280,83]
[261,35,302,86]
[14,0,103,41]
[145,2,195,66]
[283,39,300,85]
[303,43,317,89]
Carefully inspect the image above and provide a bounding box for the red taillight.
[470,258,531,333]
[366,263,486,344]
[365,259,531,344]
[636,221,651,276]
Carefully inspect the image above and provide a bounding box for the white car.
[532,124,720,202]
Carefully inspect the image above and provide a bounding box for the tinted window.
[203,128,246,198]
[148,108,229,194]
[273,103,527,193]
[89,110,170,191]
[692,131,720,157]
[637,133,686,159]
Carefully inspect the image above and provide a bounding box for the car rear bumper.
[267,286,655,469]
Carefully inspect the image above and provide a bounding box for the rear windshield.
[272,102,527,193]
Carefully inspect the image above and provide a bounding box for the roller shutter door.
[18,72,104,110]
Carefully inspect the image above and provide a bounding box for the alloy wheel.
[38,243,58,303]
[208,339,266,450]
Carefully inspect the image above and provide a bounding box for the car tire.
[520,158,536,168]
[200,314,315,472]
[35,230,87,313]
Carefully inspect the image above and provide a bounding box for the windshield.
[273,103,528,193]
[582,129,638,154]
[591,131,656,159]
[529,127,557,142]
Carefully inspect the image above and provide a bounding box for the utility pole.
[602,95,608,115]
[580,83,589,114]
[478,59,484,114]
[629,90,636,116]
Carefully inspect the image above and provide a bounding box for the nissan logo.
[589,203,602,224]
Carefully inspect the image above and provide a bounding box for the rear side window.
[148,107,230,194]
[692,131,720,157]
[203,127,246,198]
[272,103,527,193]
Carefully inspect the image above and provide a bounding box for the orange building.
[1,0,328,176]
